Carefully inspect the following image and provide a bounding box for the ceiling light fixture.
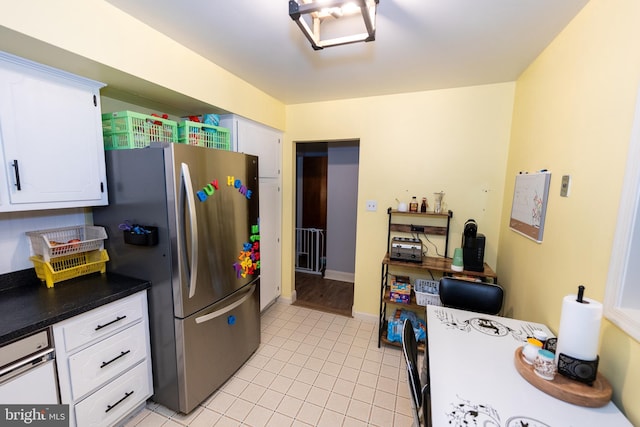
[289,0,379,50]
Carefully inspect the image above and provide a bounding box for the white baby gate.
[295,228,325,275]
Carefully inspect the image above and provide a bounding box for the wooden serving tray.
[514,346,612,408]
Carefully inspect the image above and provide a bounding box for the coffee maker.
[462,219,485,272]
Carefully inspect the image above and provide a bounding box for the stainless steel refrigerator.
[93,143,260,414]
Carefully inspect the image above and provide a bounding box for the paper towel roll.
[555,294,603,361]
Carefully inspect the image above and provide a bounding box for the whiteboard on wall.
[509,172,552,243]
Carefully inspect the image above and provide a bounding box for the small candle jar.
[532,330,548,349]
[534,349,557,380]
[522,338,543,365]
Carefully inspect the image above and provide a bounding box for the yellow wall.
[0,0,285,130]
[2,0,639,422]
[285,83,515,316]
[498,0,640,422]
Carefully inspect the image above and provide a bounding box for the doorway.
[294,140,359,316]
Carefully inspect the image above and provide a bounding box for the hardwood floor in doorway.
[293,272,354,317]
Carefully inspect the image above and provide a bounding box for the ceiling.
[106,0,589,105]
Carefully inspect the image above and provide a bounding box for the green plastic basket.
[178,121,231,150]
[102,111,178,150]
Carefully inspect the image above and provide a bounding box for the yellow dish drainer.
[26,226,109,288]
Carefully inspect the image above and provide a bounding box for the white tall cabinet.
[0,51,108,212]
[221,115,282,311]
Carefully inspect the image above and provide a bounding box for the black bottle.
[420,197,427,213]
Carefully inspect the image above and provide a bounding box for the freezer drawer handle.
[95,315,127,331]
[105,390,134,413]
[195,283,256,324]
[100,350,131,368]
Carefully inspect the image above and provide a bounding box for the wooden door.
[302,156,327,231]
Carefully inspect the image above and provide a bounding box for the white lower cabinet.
[53,291,153,427]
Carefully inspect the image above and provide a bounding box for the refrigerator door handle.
[180,162,199,299]
[195,283,256,324]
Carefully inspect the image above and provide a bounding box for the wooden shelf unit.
[382,254,498,280]
[378,207,498,349]
[386,208,453,258]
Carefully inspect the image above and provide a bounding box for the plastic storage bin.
[414,279,441,306]
[26,225,108,261]
[30,250,109,288]
[178,120,231,150]
[102,110,178,150]
[123,225,159,246]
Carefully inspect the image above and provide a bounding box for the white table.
[426,306,631,427]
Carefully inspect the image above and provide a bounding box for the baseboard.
[323,270,354,283]
[283,289,376,322]
[260,298,278,313]
[279,290,297,305]
[352,310,378,324]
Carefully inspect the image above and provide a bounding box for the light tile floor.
[123,301,416,427]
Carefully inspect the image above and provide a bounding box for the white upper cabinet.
[0,51,107,211]
[222,114,281,178]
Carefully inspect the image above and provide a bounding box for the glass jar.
[409,196,418,212]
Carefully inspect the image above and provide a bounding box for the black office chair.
[439,277,504,315]
[402,319,431,427]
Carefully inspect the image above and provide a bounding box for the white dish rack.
[26,225,107,262]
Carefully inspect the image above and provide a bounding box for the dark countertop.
[0,269,151,346]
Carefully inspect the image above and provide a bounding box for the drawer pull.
[100,350,131,369]
[95,315,127,331]
[105,390,134,413]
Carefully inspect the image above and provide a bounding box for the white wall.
[325,143,359,279]
[0,209,87,274]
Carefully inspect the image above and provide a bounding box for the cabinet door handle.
[105,390,134,413]
[95,315,127,331]
[100,350,131,368]
[11,160,21,191]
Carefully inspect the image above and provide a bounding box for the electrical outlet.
[411,225,425,232]
[366,200,377,211]
[561,175,571,197]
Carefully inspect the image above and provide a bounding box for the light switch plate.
[561,175,571,197]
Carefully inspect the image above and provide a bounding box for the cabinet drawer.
[58,294,145,352]
[74,361,151,427]
[68,321,147,400]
